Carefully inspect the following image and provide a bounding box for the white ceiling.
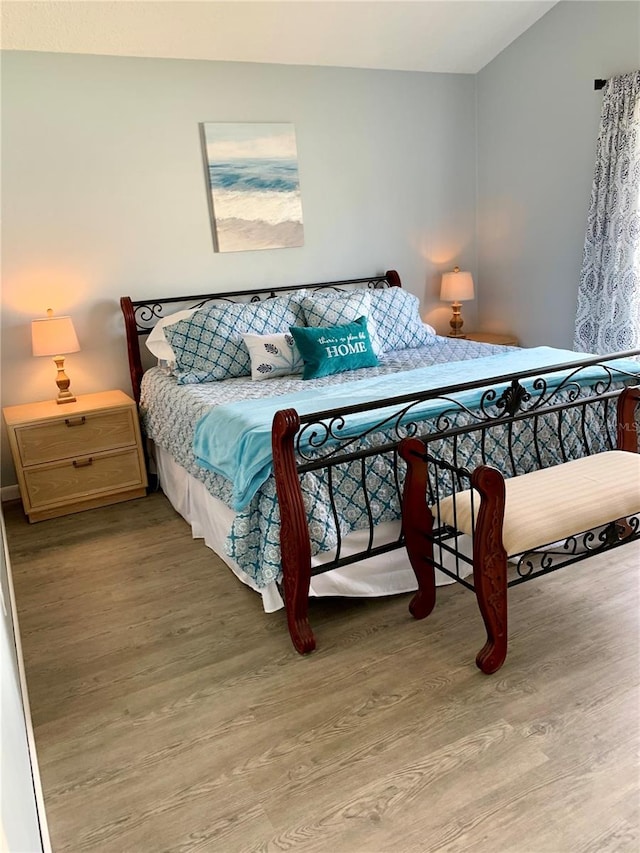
[1,0,557,74]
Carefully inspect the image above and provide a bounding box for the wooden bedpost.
[617,385,640,453]
[471,465,509,674]
[272,409,316,654]
[119,296,144,404]
[385,269,402,289]
[399,437,437,619]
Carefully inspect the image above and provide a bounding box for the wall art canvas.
[201,122,304,252]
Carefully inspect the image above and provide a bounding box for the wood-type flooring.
[4,492,639,853]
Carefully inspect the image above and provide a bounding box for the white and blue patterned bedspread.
[140,336,517,587]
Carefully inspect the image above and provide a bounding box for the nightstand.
[3,390,147,522]
[464,331,520,346]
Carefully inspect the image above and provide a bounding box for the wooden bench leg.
[617,385,640,453]
[399,438,436,620]
[471,466,509,674]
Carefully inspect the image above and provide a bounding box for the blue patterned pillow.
[301,292,382,355]
[165,296,306,384]
[289,316,379,380]
[368,288,435,352]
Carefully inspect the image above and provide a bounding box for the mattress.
[141,336,512,608]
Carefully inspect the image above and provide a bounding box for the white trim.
[1,485,20,503]
[1,509,52,852]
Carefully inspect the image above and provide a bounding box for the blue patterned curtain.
[574,71,640,353]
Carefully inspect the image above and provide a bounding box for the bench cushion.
[433,451,640,556]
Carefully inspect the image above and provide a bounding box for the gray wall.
[476,0,640,348]
[2,0,637,488]
[1,51,477,487]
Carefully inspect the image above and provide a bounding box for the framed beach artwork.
[200,122,304,252]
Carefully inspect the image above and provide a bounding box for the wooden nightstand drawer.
[3,390,148,522]
[24,448,145,510]
[15,408,136,466]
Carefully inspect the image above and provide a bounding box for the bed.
[120,270,640,653]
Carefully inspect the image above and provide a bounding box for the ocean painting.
[201,122,304,252]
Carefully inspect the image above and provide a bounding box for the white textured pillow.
[145,308,198,363]
[301,291,382,355]
[242,332,304,380]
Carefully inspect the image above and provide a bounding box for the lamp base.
[53,356,76,404]
[448,301,466,338]
[56,390,77,405]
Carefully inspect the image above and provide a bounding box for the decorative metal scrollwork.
[514,517,639,580]
[626,515,640,535]
[496,379,531,417]
[134,303,164,328]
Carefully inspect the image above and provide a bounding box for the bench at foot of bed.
[400,385,640,674]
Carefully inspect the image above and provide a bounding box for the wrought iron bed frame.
[271,351,640,653]
[120,273,639,657]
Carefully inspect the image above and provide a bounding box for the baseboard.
[1,485,20,503]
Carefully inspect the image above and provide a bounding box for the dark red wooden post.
[617,386,640,453]
[471,465,509,674]
[385,269,402,289]
[399,437,437,620]
[119,296,144,405]
[272,409,316,654]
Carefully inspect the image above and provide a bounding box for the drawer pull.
[72,457,93,468]
[65,416,86,427]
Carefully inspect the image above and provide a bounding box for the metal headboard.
[120,269,401,402]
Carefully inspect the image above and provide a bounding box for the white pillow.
[242,332,304,381]
[145,308,198,363]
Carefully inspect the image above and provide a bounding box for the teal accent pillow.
[289,316,379,380]
[301,291,382,355]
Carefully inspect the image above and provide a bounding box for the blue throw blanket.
[193,347,638,510]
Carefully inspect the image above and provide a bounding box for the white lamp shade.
[440,269,475,302]
[31,313,80,357]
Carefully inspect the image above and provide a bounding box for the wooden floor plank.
[4,492,639,853]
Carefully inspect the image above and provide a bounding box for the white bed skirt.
[155,446,465,613]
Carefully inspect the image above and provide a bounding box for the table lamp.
[31,309,81,404]
[440,266,475,338]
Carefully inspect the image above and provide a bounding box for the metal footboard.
[272,350,640,653]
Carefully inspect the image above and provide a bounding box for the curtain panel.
[575,71,640,354]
